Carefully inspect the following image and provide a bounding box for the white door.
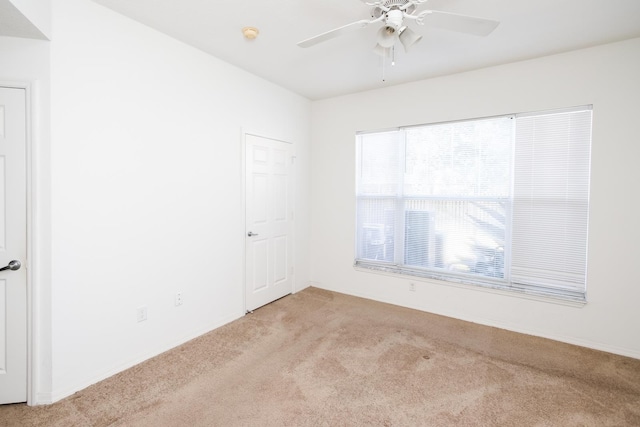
[0,87,28,404]
[245,134,293,312]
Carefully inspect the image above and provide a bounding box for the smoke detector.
[242,27,259,40]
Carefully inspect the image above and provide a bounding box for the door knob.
[247,231,259,237]
[0,260,21,272]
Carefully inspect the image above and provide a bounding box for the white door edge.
[1,81,37,406]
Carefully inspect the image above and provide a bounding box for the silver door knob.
[247,232,259,237]
[0,260,21,272]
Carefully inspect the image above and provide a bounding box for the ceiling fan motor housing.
[371,0,417,19]
[371,0,416,33]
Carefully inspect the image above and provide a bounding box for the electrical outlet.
[137,306,148,322]
[409,283,416,292]
[175,292,183,307]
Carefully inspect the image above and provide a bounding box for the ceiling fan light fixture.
[384,9,404,32]
[398,26,422,52]
[377,27,396,48]
[373,43,391,57]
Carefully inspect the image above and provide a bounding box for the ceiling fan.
[297,0,500,56]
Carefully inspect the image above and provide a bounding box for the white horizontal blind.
[402,118,513,278]
[511,108,592,294]
[356,117,514,279]
[356,130,401,197]
[355,106,592,300]
[356,131,402,264]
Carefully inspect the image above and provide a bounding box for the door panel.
[252,239,269,292]
[0,87,28,404]
[273,236,288,284]
[245,135,293,311]
[252,174,268,223]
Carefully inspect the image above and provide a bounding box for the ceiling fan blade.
[421,10,499,36]
[298,19,372,48]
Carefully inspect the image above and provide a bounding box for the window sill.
[353,265,587,308]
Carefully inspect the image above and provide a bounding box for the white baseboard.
[314,284,640,360]
[48,312,243,404]
[32,392,53,406]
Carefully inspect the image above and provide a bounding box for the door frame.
[1,81,38,405]
[241,130,295,313]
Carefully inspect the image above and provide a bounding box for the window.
[355,107,592,301]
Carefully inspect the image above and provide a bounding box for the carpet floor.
[2,287,639,426]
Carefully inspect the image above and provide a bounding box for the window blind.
[355,106,592,301]
[511,108,592,295]
[356,130,401,264]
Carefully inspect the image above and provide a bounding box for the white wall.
[310,37,640,359]
[48,0,311,402]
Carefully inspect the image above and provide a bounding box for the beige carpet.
[2,287,639,426]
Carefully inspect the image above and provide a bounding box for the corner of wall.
[8,0,52,40]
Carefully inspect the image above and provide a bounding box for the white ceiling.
[88,0,640,100]
[0,0,47,39]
